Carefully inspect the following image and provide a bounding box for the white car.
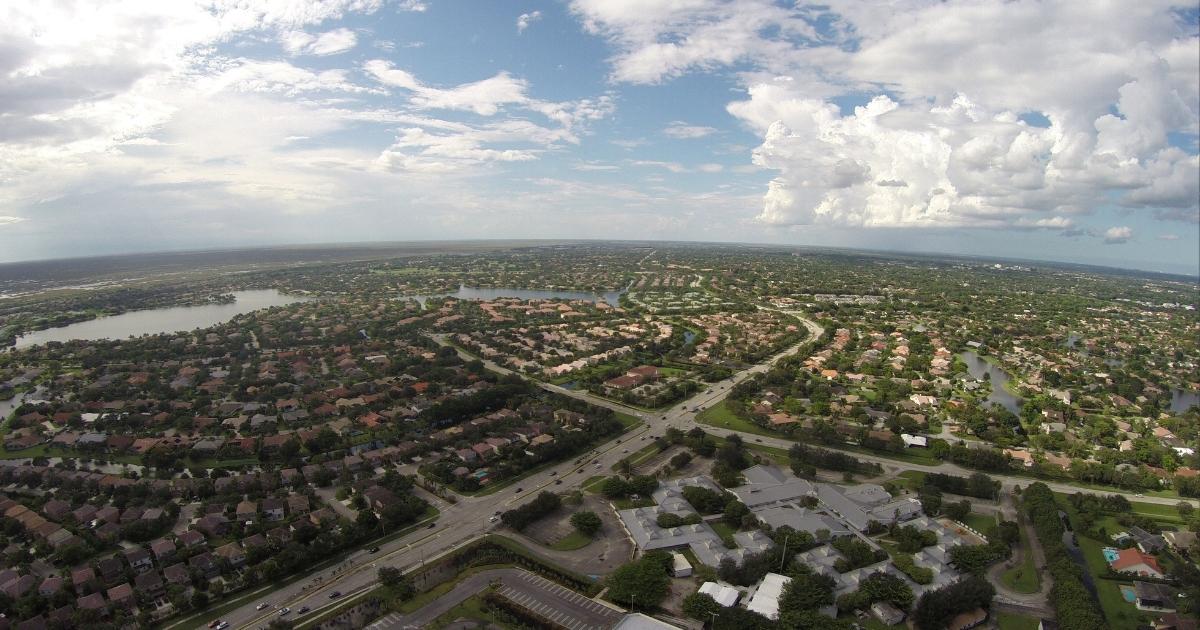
[256,602,270,611]
[279,607,291,616]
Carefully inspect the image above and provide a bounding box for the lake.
[13,289,310,349]
[1172,388,1200,413]
[406,284,628,306]
[959,350,1024,414]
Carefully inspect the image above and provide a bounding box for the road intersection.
[200,313,1193,629]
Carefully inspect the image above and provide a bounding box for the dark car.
[329,591,342,599]
[515,487,523,493]
[427,522,436,528]
[298,606,310,614]
[554,479,562,485]
[368,547,380,553]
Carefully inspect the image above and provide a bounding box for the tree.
[1179,501,1195,520]
[682,592,722,620]
[379,566,414,600]
[779,570,836,613]
[944,499,971,521]
[570,511,603,537]
[912,575,994,630]
[605,556,670,609]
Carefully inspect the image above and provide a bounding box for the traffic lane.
[222,318,822,627]
[225,517,481,628]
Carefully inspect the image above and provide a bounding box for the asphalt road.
[197,312,1194,629]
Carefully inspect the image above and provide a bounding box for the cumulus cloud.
[576,0,1199,235]
[517,11,542,33]
[281,28,358,56]
[1104,226,1133,244]
[663,121,717,139]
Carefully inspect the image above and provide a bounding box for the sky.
[1,1,1198,275]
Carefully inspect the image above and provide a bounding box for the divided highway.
[199,312,1192,629]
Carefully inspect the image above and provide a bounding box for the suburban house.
[1110,548,1165,578]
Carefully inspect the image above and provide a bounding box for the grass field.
[1000,523,1041,594]
[962,512,997,533]
[695,401,780,437]
[996,611,1040,630]
[549,531,593,551]
[1060,498,1156,630]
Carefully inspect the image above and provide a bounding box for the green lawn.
[396,563,510,614]
[695,401,780,438]
[996,611,1040,630]
[581,475,607,493]
[710,521,737,546]
[962,512,997,533]
[549,531,593,551]
[433,592,516,629]
[1000,524,1040,594]
[613,412,642,429]
[1060,499,1156,630]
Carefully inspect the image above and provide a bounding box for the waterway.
[959,350,1024,414]
[406,284,628,306]
[13,289,310,349]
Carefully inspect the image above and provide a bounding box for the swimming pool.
[1103,547,1120,563]
[1119,584,1137,603]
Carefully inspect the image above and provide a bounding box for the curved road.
[197,310,1192,629]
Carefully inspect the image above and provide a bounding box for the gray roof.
[728,465,816,509]
[754,505,851,538]
[816,484,874,531]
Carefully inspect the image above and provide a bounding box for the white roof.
[699,582,740,607]
[746,572,791,620]
[672,553,692,571]
[901,433,928,447]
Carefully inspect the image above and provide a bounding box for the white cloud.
[696,1,1200,231]
[281,28,358,56]
[517,11,542,33]
[1158,233,1180,241]
[363,60,615,128]
[1104,226,1133,244]
[364,60,530,115]
[0,216,27,226]
[633,160,688,173]
[663,121,717,139]
[569,0,823,84]
[397,0,427,12]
